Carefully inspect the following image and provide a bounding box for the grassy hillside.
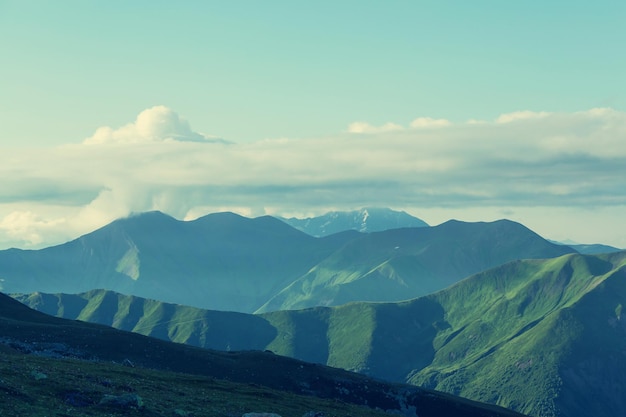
[0,293,525,417]
[18,251,626,417]
[257,219,576,312]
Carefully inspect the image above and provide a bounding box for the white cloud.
[496,110,550,124]
[347,121,404,134]
[347,117,451,133]
[84,105,225,144]
[0,211,66,246]
[1,107,626,249]
[409,117,451,128]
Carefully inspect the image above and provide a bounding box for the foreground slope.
[20,251,626,417]
[0,211,357,312]
[0,293,524,417]
[257,219,575,312]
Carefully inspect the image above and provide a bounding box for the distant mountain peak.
[278,207,429,237]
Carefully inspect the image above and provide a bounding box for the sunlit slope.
[407,251,626,416]
[257,219,575,312]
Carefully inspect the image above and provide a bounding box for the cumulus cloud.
[84,105,227,144]
[1,107,626,249]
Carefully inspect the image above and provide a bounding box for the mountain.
[0,292,525,417]
[567,243,622,254]
[18,250,626,417]
[256,219,576,312]
[0,211,357,313]
[0,212,574,314]
[278,207,429,237]
[548,239,622,255]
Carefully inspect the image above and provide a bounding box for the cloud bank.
[1,107,625,248]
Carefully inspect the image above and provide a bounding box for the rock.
[99,393,144,409]
[30,370,47,381]
[302,412,326,417]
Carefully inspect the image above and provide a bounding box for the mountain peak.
[279,207,429,237]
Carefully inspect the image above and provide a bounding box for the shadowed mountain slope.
[0,292,525,417]
[0,211,357,313]
[278,207,429,236]
[18,251,626,417]
[257,219,576,312]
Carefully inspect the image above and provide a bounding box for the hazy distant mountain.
[257,219,576,312]
[19,250,626,417]
[0,211,573,314]
[561,243,622,254]
[278,207,429,236]
[0,211,357,312]
[1,292,525,417]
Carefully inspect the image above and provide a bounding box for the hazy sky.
[1,1,625,249]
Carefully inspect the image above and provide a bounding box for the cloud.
[409,117,451,128]
[84,105,227,144]
[496,110,550,124]
[346,121,404,134]
[1,107,626,249]
[0,211,66,247]
[347,117,451,133]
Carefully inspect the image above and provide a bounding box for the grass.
[0,345,395,417]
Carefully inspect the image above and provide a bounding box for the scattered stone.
[242,413,282,417]
[302,412,326,417]
[99,393,144,409]
[30,370,47,381]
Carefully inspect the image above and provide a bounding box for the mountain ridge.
[0,291,526,417]
[1,211,575,314]
[16,250,626,417]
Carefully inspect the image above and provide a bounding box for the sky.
[1,1,625,249]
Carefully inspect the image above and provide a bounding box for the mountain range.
[16,250,626,417]
[0,211,574,313]
[257,219,575,312]
[0,291,525,417]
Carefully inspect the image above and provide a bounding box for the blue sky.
[1,1,625,248]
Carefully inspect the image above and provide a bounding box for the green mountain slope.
[257,219,576,312]
[0,293,525,417]
[17,251,626,417]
